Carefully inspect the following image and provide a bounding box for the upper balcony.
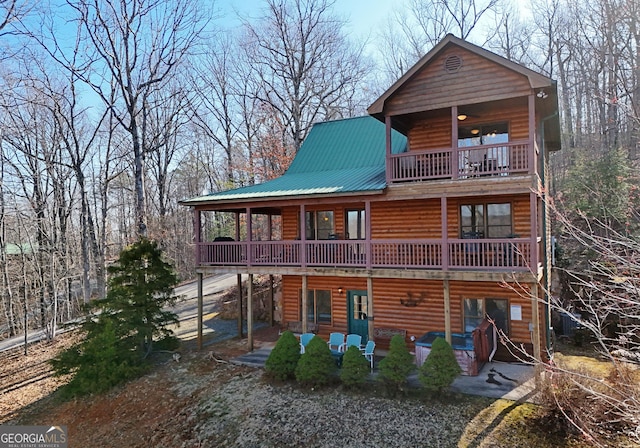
[388,140,532,183]
[196,236,539,275]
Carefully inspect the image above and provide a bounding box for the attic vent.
[444,54,462,73]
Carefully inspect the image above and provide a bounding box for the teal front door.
[347,290,369,342]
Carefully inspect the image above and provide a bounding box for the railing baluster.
[197,238,531,272]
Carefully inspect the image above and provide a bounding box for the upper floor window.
[461,202,512,238]
[346,209,366,239]
[458,122,509,147]
[305,210,334,240]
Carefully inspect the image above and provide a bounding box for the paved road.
[0,274,245,353]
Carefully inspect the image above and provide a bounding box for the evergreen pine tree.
[51,238,180,397]
[265,331,301,381]
[340,345,370,388]
[418,337,462,393]
[295,335,336,388]
[378,334,415,394]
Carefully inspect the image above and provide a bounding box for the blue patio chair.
[299,333,314,354]
[327,332,345,352]
[362,340,376,370]
[340,334,362,352]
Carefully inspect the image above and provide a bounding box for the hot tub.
[414,331,479,376]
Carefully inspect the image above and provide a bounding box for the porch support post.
[441,197,448,269]
[197,272,203,350]
[530,191,539,269]
[451,106,459,180]
[300,205,306,268]
[237,274,243,338]
[236,211,243,338]
[367,276,374,342]
[531,282,541,361]
[246,207,252,266]
[528,94,536,174]
[365,200,372,270]
[269,274,275,327]
[247,273,254,352]
[443,279,451,345]
[301,275,308,334]
[385,115,392,183]
[194,209,201,265]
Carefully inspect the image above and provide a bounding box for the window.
[351,293,368,320]
[461,202,512,238]
[305,211,334,240]
[300,289,332,324]
[458,122,509,147]
[463,298,508,334]
[346,209,366,239]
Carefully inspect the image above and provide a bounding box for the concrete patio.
[231,344,536,401]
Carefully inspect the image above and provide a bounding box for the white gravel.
[173,366,491,448]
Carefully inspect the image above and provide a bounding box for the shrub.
[537,355,640,446]
[418,337,461,393]
[265,331,301,381]
[295,335,336,388]
[340,345,370,388]
[378,334,415,393]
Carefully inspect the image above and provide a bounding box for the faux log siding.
[283,196,531,242]
[281,207,299,239]
[407,102,530,151]
[282,204,369,240]
[370,199,442,239]
[371,278,452,346]
[281,274,544,351]
[408,115,451,150]
[512,198,534,237]
[386,46,532,115]
[281,275,368,339]
[449,281,539,344]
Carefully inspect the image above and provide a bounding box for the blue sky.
[214,0,395,40]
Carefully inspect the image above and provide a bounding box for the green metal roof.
[4,243,37,255]
[181,116,407,205]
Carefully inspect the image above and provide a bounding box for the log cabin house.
[180,34,560,371]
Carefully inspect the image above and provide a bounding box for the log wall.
[370,199,442,239]
[407,101,530,151]
[282,195,532,240]
[281,275,544,351]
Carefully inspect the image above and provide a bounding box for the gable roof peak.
[368,34,555,117]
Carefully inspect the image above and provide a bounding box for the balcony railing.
[389,141,531,183]
[197,237,534,272]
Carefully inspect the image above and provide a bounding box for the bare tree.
[539,203,640,447]
[0,0,31,59]
[189,32,242,186]
[64,0,208,238]
[485,1,533,64]
[376,0,499,86]
[241,0,369,153]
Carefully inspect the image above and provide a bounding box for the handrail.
[197,237,534,272]
[389,140,531,182]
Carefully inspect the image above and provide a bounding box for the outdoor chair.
[327,332,345,352]
[340,334,362,352]
[299,333,314,354]
[362,340,376,370]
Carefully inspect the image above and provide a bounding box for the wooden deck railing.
[197,237,534,272]
[389,141,531,183]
